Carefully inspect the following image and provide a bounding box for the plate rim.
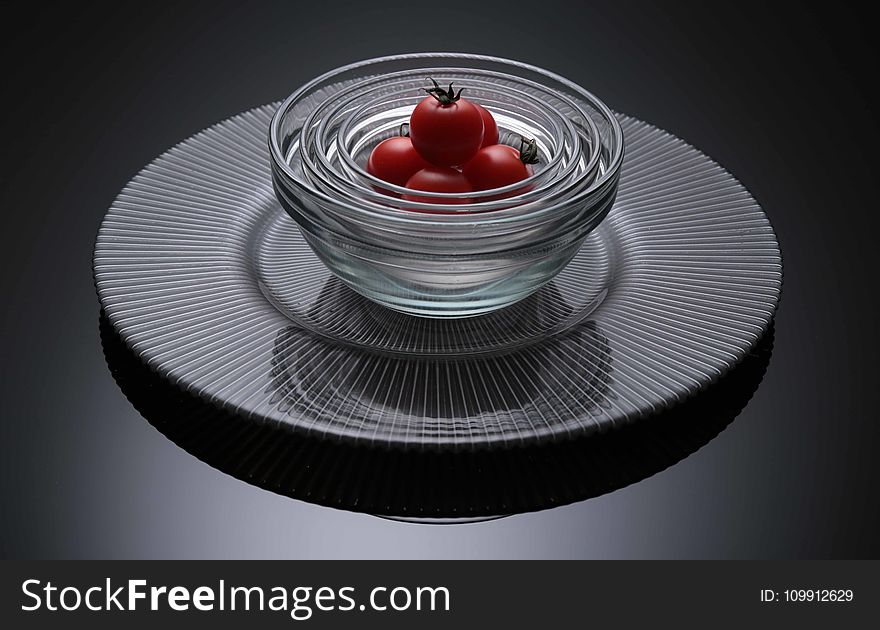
[93,103,783,449]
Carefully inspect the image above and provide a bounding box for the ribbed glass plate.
[93,104,782,449]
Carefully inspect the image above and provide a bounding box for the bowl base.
[255,203,615,357]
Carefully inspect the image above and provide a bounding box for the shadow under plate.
[99,307,774,521]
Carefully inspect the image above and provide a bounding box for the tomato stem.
[519,137,539,164]
[424,77,464,105]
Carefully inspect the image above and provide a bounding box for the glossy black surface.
[2,1,878,558]
[100,313,774,519]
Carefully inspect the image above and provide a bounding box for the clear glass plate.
[93,104,782,449]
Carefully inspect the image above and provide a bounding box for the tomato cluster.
[367,79,538,207]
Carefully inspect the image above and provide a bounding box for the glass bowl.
[269,53,624,317]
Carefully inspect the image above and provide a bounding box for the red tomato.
[403,166,473,204]
[367,136,430,187]
[462,141,538,196]
[475,104,499,147]
[409,80,484,167]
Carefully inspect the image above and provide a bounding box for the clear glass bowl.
[269,53,624,317]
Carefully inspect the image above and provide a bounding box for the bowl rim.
[299,80,598,215]
[268,52,624,226]
[324,75,588,200]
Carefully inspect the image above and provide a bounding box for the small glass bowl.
[269,53,624,317]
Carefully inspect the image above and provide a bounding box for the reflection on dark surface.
[270,319,610,424]
[283,273,608,357]
[100,311,773,520]
[268,277,611,436]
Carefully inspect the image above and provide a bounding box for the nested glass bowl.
[269,53,624,317]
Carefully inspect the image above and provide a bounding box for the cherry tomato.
[403,166,473,205]
[409,79,484,167]
[367,136,430,187]
[462,140,538,196]
[475,104,499,147]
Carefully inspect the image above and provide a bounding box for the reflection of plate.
[100,314,774,519]
[93,104,782,448]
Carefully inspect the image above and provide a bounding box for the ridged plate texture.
[94,104,782,449]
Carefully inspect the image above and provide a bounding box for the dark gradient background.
[1,1,877,558]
